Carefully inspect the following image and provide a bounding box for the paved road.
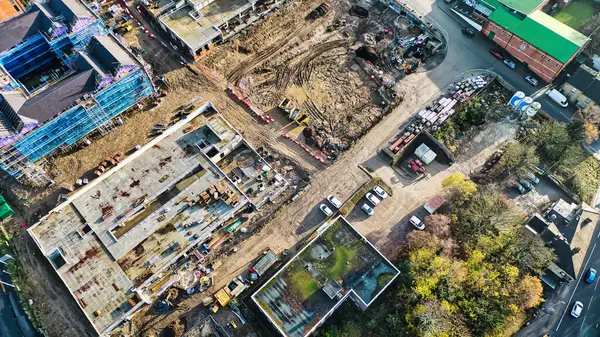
[0,264,38,337]
[406,0,575,122]
[552,224,600,337]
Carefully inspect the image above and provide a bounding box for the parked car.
[586,268,596,283]
[366,193,380,206]
[571,301,583,318]
[525,75,538,86]
[373,185,388,199]
[503,59,516,69]
[526,172,539,184]
[327,195,342,209]
[361,203,374,216]
[320,204,333,217]
[514,182,526,194]
[519,179,534,191]
[546,89,569,108]
[462,27,475,38]
[490,49,504,60]
[409,216,425,230]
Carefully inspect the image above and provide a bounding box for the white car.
[409,216,425,230]
[373,186,388,199]
[327,195,342,209]
[571,301,583,318]
[320,204,333,217]
[365,193,380,206]
[361,203,374,216]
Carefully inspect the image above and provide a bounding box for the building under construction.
[0,0,154,181]
[28,102,288,336]
[140,0,281,59]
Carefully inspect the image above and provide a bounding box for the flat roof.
[160,6,221,51]
[252,216,400,337]
[160,0,252,51]
[28,101,286,336]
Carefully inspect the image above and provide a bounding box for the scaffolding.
[0,67,154,177]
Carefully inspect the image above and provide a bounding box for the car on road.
[327,195,342,209]
[489,49,504,60]
[462,27,475,38]
[366,193,380,206]
[519,179,534,191]
[546,89,569,108]
[571,301,583,318]
[373,186,388,199]
[503,59,516,69]
[361,203,374,216]
[586,268,596,283]
[320,204,333,217]
[525,75,538,86]
[409,216,425,230]
[515,182,526,194]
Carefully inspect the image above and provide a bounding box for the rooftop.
[28,101,286,335]
[567,65,600,103]
[159,0,252,51]
[488,8,590,63]
[496,0,543,14]
[252,217,399,337]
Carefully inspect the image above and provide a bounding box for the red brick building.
[454,0,589,83]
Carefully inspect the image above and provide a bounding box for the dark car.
[462,27,475,38]
[490,49,504,60]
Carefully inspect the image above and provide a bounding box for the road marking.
[556,243,596,331]
[597,230,600,239]
[589,296,593,310]
[595,278,599,291]
[581,316,586,331]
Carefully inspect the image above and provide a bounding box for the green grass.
[552,0,597,29]
[325,246,359,279]
[290,268,320,300]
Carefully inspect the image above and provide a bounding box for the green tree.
[534,121,570,162]
[442,173,477,205]
[490,142,539,180]
[567,119,585,142]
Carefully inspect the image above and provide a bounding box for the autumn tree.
[490,142,539,180]
[584,122,599,144]
[424,214,452,238]
[515,275,544,310]
[442,172,477,205]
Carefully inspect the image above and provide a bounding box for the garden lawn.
[325,246,359,279]
[552,0,597,29]
[290,268,320,300]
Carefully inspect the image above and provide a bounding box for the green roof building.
[452,0,590,83]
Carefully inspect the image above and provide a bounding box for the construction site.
[27,102,290,336]
[202,0,446,162]
[0,0,450,336]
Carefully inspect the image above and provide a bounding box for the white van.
[546,89,568,108]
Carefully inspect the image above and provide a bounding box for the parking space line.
[595,279,599,291]
[581,316,586,331]
[588,296,593,310]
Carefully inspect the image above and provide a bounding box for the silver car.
[365,193,380,206]
[571,301,583,318]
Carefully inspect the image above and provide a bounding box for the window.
[494,27,498,31]
[507,33,511,38]
[547,58,551,62]
[571,88,578,93]
[501,30,505,35]
[585,98,592,104]
[555,63,559,67]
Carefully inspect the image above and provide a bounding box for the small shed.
[0,195,14,221]
[423,195,445,214]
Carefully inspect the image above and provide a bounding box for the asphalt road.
[406,0,575,122]
[0,263,37,337]
[553,225,600,337]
